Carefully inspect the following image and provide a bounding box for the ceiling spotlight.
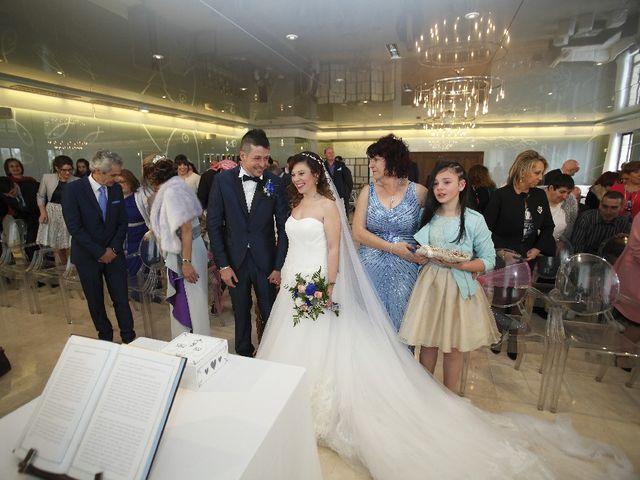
[386,43,401,59]
[363,100,368,104]
[378,113,382,117]
[240,87,248,91]
[595,62,603,66]
[403,83,413,93]
[464,12,480,19]
[335,77,345,83]
[139,107,149,113]
[56,70,64,75]
[547,91,553,96]
[522,107,527,111]
[161,95,167,99]
[152,53,164,60]
[285,33,299,40]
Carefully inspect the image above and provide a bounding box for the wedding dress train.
[257,216,633,480]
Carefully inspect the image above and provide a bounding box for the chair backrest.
[535,238,574,280]
[138,235,162,267]
[598,234,628,265]
[1,216,27,248]
[553,253,619,315]
[478,249,532,307]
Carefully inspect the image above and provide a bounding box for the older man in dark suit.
[62,150,135,343]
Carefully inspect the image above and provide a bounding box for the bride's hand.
[327,284,335,307]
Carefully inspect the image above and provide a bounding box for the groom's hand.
[220,267,238,288]
[268,270,281,286]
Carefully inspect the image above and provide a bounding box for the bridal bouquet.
[288,268,339,326]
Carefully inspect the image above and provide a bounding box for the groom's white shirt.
[238,166,263,212]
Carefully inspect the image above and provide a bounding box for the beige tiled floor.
[1,283,639,478]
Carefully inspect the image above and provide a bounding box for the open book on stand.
[13,335,185,480]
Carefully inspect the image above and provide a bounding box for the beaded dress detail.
[359,181,422,330]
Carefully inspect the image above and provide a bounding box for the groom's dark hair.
[241,129,270,152]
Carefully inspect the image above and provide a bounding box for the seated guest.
[545,174,577,240]
[611,161,640,219]
[570,191,631,254]
[468,164,496,214]
[4,158,39,256]
[118,169,148,276]
[585,171,620,210]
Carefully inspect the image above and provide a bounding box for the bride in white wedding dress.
[257,152,634,480]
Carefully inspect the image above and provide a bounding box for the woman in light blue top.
[399,162,499,391]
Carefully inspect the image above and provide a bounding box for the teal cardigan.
[414,209,495,299]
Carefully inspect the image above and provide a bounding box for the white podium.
[0,338,322,480]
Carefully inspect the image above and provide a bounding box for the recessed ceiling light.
[240,87,248,91]
[378,113,382,117]
[285,33,298,40]
[595,62,603,66]
[287,105,292,108]
[335,77,344,83]
[221,109,225,113]
[363,100,368,104]
[522,107,527,112]
[402,83,413,93]
[464,12,480,20]
[607,104,613,108]
[161,95,167,99]
[139,107,149,113]
[547,91,553,96]
[56,70,64,75]
[152,53,164,60]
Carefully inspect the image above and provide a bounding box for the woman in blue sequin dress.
[353,135,427,330]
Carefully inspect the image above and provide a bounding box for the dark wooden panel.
[409,151,484,186]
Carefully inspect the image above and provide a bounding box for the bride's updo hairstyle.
[147,156,178,188]
[288,151,335,208]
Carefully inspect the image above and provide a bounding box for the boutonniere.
[263,179,275,197]
[536,206,543,214]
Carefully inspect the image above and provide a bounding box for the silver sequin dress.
[359,181,422,330]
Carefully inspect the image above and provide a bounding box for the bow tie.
[242,175,261,183]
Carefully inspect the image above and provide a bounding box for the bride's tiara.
[152,154,168,164]
[300,151,323,165]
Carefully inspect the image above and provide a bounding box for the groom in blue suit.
[62,150,135,343]
[207,129,288,356]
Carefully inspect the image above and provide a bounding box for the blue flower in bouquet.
[263,179,275,197]
[286,268,339,326]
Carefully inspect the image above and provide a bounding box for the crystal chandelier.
[414,75,505,129]
[415,13,510,67]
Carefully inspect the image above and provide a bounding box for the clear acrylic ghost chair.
[459,249,555,409]
[546,253,639,412]
[28,246,67,314]
[127,235,163,338]
[533,238,573,290]
[598,234,629,265]
[59,254,87,324]
[0,216,37,312]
